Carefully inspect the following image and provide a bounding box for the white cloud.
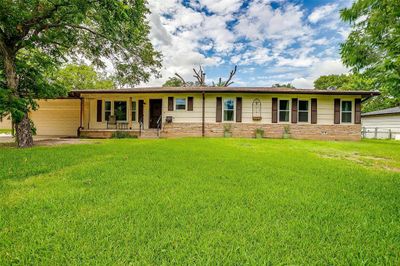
[291,59,349,89]
[199,0,242,15]
[308,4,338,24]
[141,0,348,87]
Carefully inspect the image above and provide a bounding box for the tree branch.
[223,65,237,87]
[174,73,187,86]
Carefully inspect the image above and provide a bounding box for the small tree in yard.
[0,0,161,147]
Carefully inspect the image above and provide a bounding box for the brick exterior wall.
[162,123,361,141]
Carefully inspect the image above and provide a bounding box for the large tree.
[0,0,161,147]
[56,64,115,90]
[340,0,400,109]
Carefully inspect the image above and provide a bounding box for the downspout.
[202,91,205,137]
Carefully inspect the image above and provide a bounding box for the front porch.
[80,94,164,133]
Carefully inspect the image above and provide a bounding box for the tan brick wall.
[162,123,361,141]
[80,130,139,138]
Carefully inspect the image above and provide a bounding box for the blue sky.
[145,0,352,88]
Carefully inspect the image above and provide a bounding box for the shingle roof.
[69,87,380,97]
[362,106,400,117]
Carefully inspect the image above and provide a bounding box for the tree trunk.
[15,114,33,148]
[0,40,34,147]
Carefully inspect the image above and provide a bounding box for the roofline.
[68,87,380,97]
[362,110,400,117]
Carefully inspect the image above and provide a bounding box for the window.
[105,101,111,121]
[298,100,309,122]
[132,101,137,121]
[114,101,127,121]
[175,98,186,110]
[224,99,235,121]
[341,101,352,123]
[279,100,290,122]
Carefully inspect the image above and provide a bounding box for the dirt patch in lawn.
[34,138,95,146]
[317,151,400,173]
[0,138,97,147]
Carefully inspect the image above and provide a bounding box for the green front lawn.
[1,139,399,264]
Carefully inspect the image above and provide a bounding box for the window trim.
[175,97,187,111]
[132,100,137,122]
[341,100,353,124]
[223,98,235,122]
[297,99,310,123]
[278,99,291,123]
[104,100,112,122]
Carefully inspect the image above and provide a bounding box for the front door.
[149,99,162,128]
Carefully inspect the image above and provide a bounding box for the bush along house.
[21,87,379,140]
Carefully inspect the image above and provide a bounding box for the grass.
[1,138,399,264]
[0,129,11,134]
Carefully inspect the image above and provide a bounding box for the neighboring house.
[24,87,378,140]
[362,106,400,139]
[0,115,11,130]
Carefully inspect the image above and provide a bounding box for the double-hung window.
[279,100,290,122]
[224,99,235,121]
[132,101,137,121]
[175,98,186,110]
[105,101,112,121]
[341,101,352,123]
[298,100,309,122]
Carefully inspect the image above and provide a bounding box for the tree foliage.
[0,0,161,147]
[56,64,115,90]
[162,77,184,87]
[272,83,295,88]
[340,0,400,110]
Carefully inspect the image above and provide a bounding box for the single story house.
[3,87,375,141]
[362,106,400,140]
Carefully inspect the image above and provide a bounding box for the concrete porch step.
[139,129,160,139]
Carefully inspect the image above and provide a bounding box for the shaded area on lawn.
[0,139,399,264]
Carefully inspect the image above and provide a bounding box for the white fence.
[362,127,400,140]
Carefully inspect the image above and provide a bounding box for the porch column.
[128,97,132,129]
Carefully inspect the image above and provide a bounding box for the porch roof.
[69,87,380,97]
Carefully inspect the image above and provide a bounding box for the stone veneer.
[162,123,361,141]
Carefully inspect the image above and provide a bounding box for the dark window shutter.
[291,98,298,123]
[236,97,242,122]
[334,98,341,124]
[311,98,317,124]
[188,97,194,111]
[355,98,361,124]
[272,98,278,123]
[168,97,174,111]
[138,100,144,123]
[216,97,222,122]
[96,100,102,122]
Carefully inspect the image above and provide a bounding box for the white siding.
[81,92,361,129]
[362,114,400,139]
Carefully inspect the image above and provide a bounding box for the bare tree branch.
[223,65,237,87]
[174,73,187,86]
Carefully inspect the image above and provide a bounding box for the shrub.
[111,131,137,139]
[255,128,264,138]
